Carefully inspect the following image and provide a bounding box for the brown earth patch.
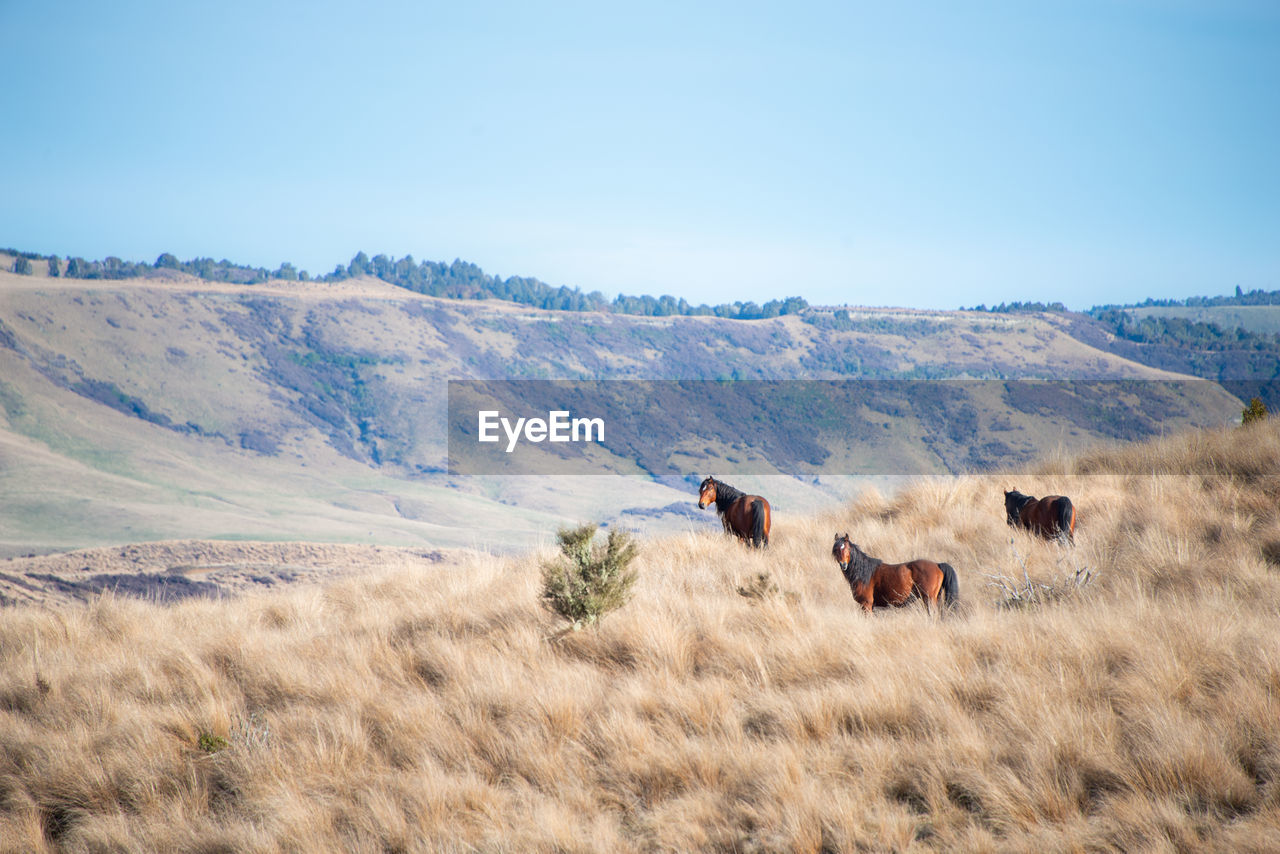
[0,539,455,607]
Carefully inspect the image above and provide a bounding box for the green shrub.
[540,524,638,630]
[198,732,229,754]
[1242,396,1269,426]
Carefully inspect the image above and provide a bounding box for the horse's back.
[1018,495,1075,540]
[869,561,924,606]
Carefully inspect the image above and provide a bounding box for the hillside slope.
[1,421,1278,850]
[1127,304,1280,336]
[0,270,1244,556]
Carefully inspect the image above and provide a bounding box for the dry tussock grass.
[4,422,1280,851]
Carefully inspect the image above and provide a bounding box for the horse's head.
[697,476,717,509]
[832,533,852,570]
[1004,488,1028,525]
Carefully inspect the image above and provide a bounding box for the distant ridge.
[6,244,1280,405]
[0,246,807,321]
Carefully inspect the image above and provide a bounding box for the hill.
[2,420,1279,850]
[0,264,1247,557]
[1126,305,1280,337]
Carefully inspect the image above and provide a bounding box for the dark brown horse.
[698,476,771,548]
[1004,489,1075,542]
[831,534,959,615]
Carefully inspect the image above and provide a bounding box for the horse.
[1004,488,1075,543]
[697,476,771,548]
[831,534,959,615]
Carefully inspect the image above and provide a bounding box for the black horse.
[1004,489,1075,542]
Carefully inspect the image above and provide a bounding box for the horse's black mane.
[709,480,747,515]
[1005,489,1036,519]
[835,537,882,586]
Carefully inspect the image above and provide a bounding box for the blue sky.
[2,1,1276,309]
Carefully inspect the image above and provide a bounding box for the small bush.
[736,572,798,605]
[541,524,638,630]
[198,732,229,754]
[737,572,779,601]
[1242,397,1269,426]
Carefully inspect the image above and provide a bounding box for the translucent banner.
[446,379,1237,475]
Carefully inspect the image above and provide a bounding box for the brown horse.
[831,534,959,615]
[698,476,771,548]
[1004,489,1075,542]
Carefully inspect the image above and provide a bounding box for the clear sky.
[2,1,1276,310]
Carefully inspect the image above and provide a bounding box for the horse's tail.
[750,499,767,548]
[940,563,960,609]
[1057,497,1075,543]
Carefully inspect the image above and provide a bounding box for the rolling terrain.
[1126,304,1280,336]
[3,250,1278,850]
[0,259,1247,559]
[2,419,1279,850]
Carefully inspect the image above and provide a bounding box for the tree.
[12,256,32,275]
[347,251,370,278]
[47,255,60,277]
[1242,397,1269,426]
[155,253,180,269]
[540,524,639,630]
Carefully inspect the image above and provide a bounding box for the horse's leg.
[916,571,941,618]
[919,583,932,617]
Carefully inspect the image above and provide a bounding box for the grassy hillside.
[3,421,1279,851]
[0,269,1246,555]
[1127,304,1280,336]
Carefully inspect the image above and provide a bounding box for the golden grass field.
[3,421,1280,852]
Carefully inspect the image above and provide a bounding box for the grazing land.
[2,421,1279,851]
[0,264,1245,557]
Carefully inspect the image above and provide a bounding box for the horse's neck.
[1013,494,1035,514]
[846,553,881,586]
[715,489,743,513]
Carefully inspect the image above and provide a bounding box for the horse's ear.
[843,532,849,539]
